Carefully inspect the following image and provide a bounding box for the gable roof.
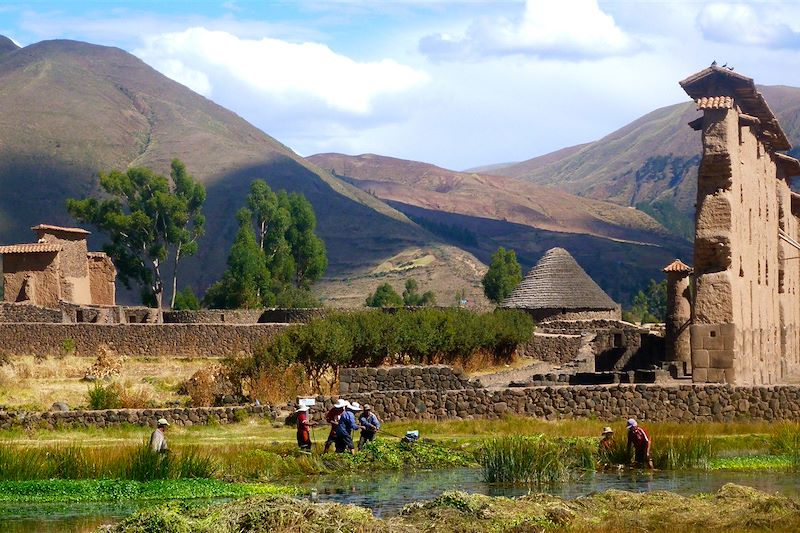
[500,247,617,310]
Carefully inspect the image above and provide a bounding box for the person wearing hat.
[149,418,170,453]
[599,426,615,451]
[335,401,362,454]
[626,418,653,469]
[358,404,381,450]
[295,405,318,451]
[323,399,348,453]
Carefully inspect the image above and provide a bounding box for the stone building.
[676,65,800,384]
[500,247,620,321]
[0,224,116,307]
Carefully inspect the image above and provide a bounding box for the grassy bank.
[104,484,800,533]
[0,478,300,504]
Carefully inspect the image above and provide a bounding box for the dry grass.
[0,354,216,411]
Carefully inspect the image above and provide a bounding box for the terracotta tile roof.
[500,247,618,311]
[0,243,62,254]
[87,252,108,258]
[663,259,693,273]
[31,224,90,235]
[680,66,792,151]
[695,96,733,110]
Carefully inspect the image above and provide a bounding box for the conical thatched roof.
[501,247,617,310]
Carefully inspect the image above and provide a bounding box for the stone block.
[706,368,725,383]
[709,350,734,369]
[703,331,724,351]
[693,368,708,383]
[694,349,710,368]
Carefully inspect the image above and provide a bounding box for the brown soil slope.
[0,38,481,301]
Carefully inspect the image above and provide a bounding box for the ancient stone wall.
[163,309,266,324]
[330,384,800,422]
[0,405,274,430]
[0,323,286,357]
[0,302,63,323]
[2,252,61,306]
[530,308,621,322]
[517,332,582,364]
[338,365,480,394]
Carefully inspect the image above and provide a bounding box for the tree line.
[66,160,327,313]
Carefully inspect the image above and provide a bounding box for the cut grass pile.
[105,484,800,533]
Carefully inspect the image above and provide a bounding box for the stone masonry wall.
[0,405,274,430]
[0,302,63,323]
[330,384,800,423]
[517,332,582,364]
[0,323,286,357]
[339,365,480,394]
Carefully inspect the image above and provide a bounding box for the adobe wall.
[691,107,786,384]
[2,252,61,306]
[88,254,116,306]
[0,323,286,357]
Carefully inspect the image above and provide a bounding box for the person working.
[358,404,381,450]
[323,399,348,453]
[149,418,170,453]
[626,418,654,469]
[335,401,362,454]
[295,405,317,451]
[599,426,615,451]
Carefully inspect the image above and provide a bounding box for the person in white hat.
[149,418,170,453]
[358,404,381,450]
[295,405,317,451]
[626,418,653,469]
[335,401,363,454]
[323,399,348,453]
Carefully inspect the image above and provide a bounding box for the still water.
[2,468,800,532]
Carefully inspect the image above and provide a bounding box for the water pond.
[3,468,800,532]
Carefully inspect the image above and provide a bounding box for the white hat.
[157,418,170,426]
[295,406,309,412]
[348,401,362,411]
[363,404,372,411]
[626,418,637,428]
[602,427,614,435]
[334,399,348,408]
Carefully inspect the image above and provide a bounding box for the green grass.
[0,478,301,503]
[710,455,796,471]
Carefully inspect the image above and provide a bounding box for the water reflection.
[3,468,800,532]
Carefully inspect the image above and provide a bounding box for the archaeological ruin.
[673,65,800,385]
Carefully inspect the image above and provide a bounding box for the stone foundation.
[0,323,286,357]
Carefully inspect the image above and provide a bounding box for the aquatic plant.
[477,435,569,484]
[653,434,718,470]
[770,422,800,469]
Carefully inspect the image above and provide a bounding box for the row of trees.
[365,279,436,307]
[67,162,327,312]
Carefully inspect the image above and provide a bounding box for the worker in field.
[295,405,317,451]
[149,418,170,453]
[358,404,381,450]
[323,399,348,453]
[599,426,615,451]
[335,401,362,454]
[626,418,654,469]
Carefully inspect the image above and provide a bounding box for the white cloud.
[697,3,800,48]
[420,0,640,62]
[134,27,428,115]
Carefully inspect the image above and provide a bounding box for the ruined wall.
[0,302,63,323]
[338,365,480,394]
[38,231,91,305]
[530,308,621,322]
[163,309,266,324]
[691,108,785,384]
[88,254,115,306]
[0,323,286,357]
[517,332,583,364]
[2,252,61,306]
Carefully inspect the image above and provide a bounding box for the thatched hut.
[501,247,620,322]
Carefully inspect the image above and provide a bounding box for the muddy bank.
[104,483,800,532]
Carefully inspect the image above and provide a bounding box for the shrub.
[87,382,123,410]
[173,286,201,310]
[60,338,76,358]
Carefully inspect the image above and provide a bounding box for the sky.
[3,0,800,170]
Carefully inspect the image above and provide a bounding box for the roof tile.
[0,243,62,254]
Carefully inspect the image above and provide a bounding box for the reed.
[652,434,717,470]
[477,435,569,484]
[769,422,800,469]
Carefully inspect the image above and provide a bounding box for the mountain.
[308,153,692,304]
[0,38,488,307]
[488,85,800,238]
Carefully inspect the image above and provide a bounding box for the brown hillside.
[0,38,485,304]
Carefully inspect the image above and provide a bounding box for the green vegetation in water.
[0,478,300,503]
[105,484,800,533]
[710,455,795,471]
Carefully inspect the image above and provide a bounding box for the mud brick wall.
[0,405,274,430]
[0,323,286,357]
[338,365,481,394]
[331,384,800,423]
[517,332,582,364]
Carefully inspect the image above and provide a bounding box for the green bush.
[87,382,123,410]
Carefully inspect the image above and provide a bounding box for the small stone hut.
[0,224,116,307]
[500,247,620,321]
